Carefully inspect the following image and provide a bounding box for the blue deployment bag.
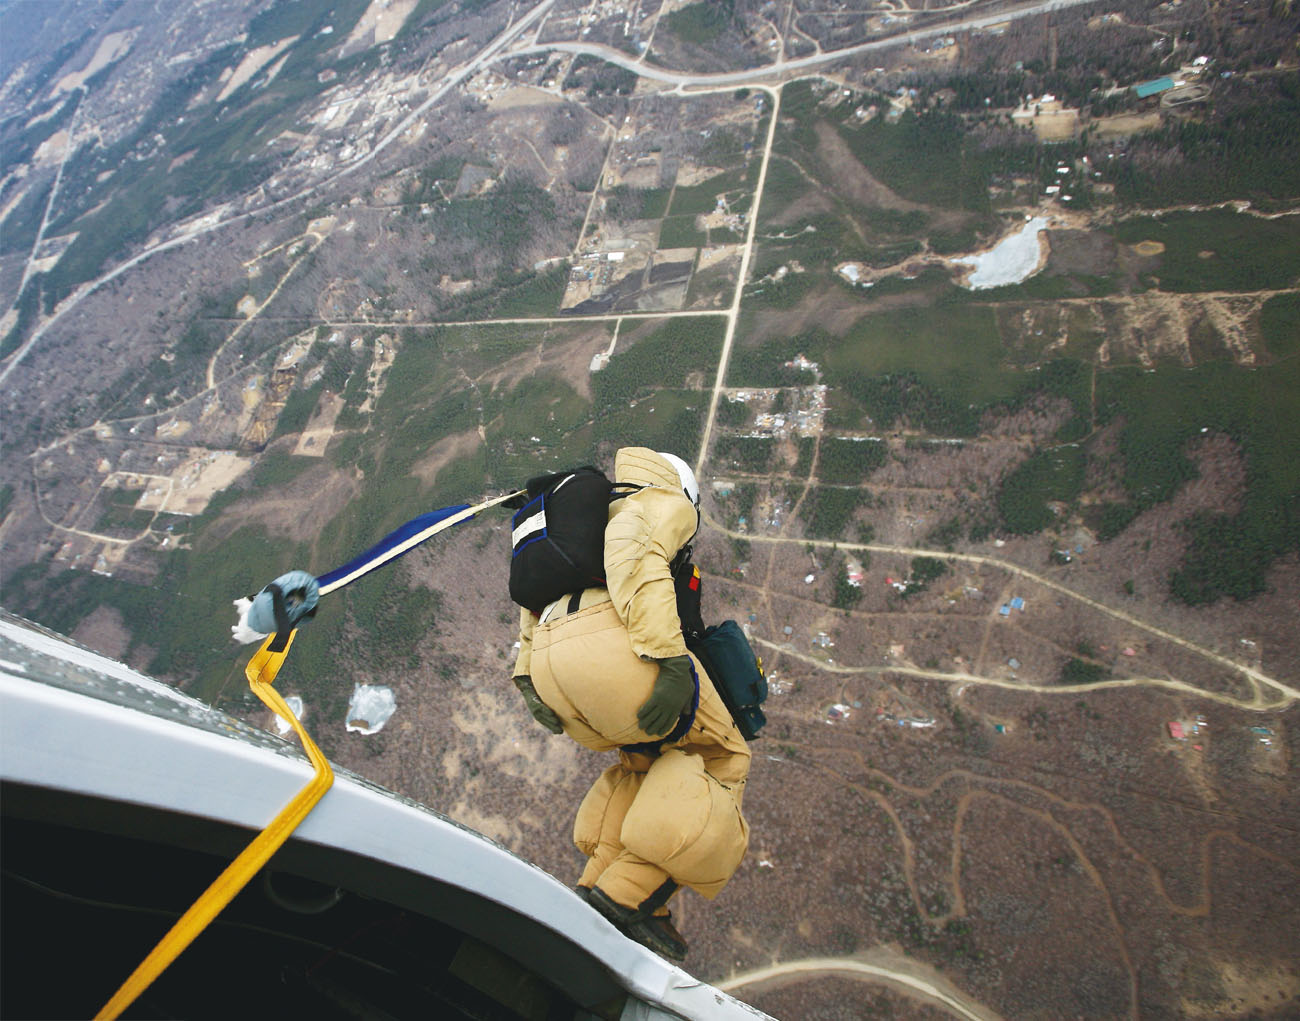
[686,620,768,740]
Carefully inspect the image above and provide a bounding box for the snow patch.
[346,684,396,734]
[952,217,1049,289]
[273,696,305,736]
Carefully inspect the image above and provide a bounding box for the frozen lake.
[952,216,1049,289]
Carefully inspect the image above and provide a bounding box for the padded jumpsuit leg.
[530,600,751,911]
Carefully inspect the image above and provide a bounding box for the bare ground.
[814,122,929,217]
[203,458,362,547]
[293,392,345,457]
[739,281,923,349]
[410,429,484,486]
[70,604,131,661]
[471,323,612,402]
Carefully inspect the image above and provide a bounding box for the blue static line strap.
[316,505,471,594]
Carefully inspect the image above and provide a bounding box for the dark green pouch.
[687,620,767,740]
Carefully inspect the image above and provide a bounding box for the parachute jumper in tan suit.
[512,448,751,961]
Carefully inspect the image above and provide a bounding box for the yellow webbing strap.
[96,629,334,1020]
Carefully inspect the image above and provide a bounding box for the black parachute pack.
[504,466,641,614]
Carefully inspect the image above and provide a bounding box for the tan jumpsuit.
[515,448,751,912]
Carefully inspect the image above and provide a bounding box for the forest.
[1107,75,1300,208]
[800,486,864,539]
[996,446,1086,535]
[1096,359,1300,604]
[590,318,724,416]
[662,0,735,45]
[716,436,774,473]
[818,438,888,485]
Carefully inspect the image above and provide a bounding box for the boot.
[588,886,688,962]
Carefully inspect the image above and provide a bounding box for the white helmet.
[658,451,700,509]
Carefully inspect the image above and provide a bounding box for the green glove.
[636,655,694,737]
[513,675,562,734]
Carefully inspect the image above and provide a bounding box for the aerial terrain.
[1,0,1298,1017]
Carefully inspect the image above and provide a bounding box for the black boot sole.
[588,887,688,962]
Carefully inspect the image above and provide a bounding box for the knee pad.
[620,749,749,898]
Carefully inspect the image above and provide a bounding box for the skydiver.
[511,447,751,962]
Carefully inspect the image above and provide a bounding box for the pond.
[952,216,1049,289]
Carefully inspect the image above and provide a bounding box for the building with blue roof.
[1135,77,1175,98]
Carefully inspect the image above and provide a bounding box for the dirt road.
[697,82,781,477]
[704,511,1294,707]
[718,948,1002,1021]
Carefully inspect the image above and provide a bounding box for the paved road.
[2,0,1112,390]
[509,0,1108,89]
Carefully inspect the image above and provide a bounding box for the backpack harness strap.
[265,583,294,654]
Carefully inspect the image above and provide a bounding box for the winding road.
[718,953,1001,1021]
[722,525,1297,708]
[1,0,1104,388]
[512,0,1106,90]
